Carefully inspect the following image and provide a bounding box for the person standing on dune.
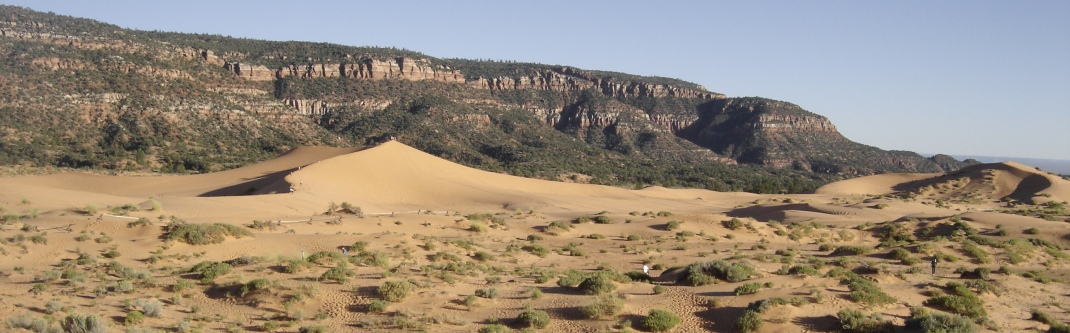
[931,257,938,275]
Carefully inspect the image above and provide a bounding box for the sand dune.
[0,142,1068,333]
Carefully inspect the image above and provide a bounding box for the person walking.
[931,256,938,275]
[643,264,650,275]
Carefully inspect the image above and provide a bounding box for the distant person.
[931,257,938,275]
[341,246,349,255]
[643,264,650,275]
[289,186,294,194]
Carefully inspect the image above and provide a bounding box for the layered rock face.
[221,57,465,83]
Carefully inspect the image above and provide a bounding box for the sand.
[0,141,1067,332]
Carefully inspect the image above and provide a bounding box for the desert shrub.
[62,313,107,333]
[525,244,549,257]
[320,266,354,283]
[516,309,550,329]
[665,220,681,230]
[624,271,652,283]
[134,298,163,317]
[889,248,911,260]
[579,294,624,319]
[736,310,763,333]
[468,222,487,233]
[367,300,388,313]
[545,220,572,234]
[735,283,763,295]
[84,204,98,216]
[475,287,499,299]
[626,234,641,241]
[1024,227,1040,234]
[306,251,345,265]
[578,274,616,295]
[840,274,896,305]
[838,308,892,333]
[124,310,144,325]
[959,267,991,280]
[7,312,60,333]
[1031,308,1058,325]
[906,307,976,333]
[298,326,327,333]
[240,278,272,296]
[285,259,314,273]
[162,222,252,245]
[188,261,232,283]
[961,241,991,263]
[1049,324,1070,333]
[378,280,415,302]
[685,260,759,283]
[818,244,834,251]
[832,246,873,256]
[472,251,493,262]
[478,324,510,333]
[593,215,612,224]
[172,280,195,292]
[723,218,744,230]
[653,284,666,294]
[924,282,986,319]
[642,309,681,332]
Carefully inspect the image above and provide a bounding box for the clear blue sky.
[5,0,1069,160]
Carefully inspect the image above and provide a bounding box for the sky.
[4,1,1069,160]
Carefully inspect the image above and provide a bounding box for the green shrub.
[735,283,763,295]
[378,280,415,302]
[320,266,354,283]
[298,326,327,333]
[124,311,144,325]
[189,261,232,283]
[468,222,488,233]
[306,251,345,265]
[579,294,624,319]
[240,279,272,296]
[62,313,107,333]
[682,260,758,285]
[642,308,681,332]
[906,307,976,333]
[889,248,912,261]
[665,220,681,230]
[736,309,763,333]
[475,287,499,299]
[723,218,744,230]
[840,274,895,306]
[472,251,493,262]
[624,271,652,282]
[1031,308,1058,325]
[516,309,550,329]
[832,246,873,256]
[653,285,666,294]
[163,222,253,245]
[626,234,640,241]
[593,215,612,224]
[367,300,388,313]
[578,274,616,295]
[478,324,510,333]
[838,308,892,332]
[924,282,986,319]
[1024,227,1040,234]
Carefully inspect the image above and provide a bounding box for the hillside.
[0,6,971,193]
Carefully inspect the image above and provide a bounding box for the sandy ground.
[0,141,1068,332]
